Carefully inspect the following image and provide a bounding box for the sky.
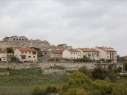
[0,0,127,56]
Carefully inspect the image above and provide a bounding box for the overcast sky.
[0,0,127,55]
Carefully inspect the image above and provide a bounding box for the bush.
[79,66,92,78]
[32,86,59,95]
[45,86,58,93]
[91,89,102,95]
[62,88,76,95]
[92,67,108,80]
[94,80,112,95]
[32,86,45,95]
[82,56,92,62]
[76,88,88,95]
[68,71,93,87]
[62,88,88,95]
[112,85,127,95]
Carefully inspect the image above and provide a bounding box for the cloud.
[0,0,127,55]
[0,16,18,37]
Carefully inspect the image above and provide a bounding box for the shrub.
[92,67,108,80]
[68,71,93,87]
[32,86,45,95]
[62,88,88,95]
[79,66,92,78]
[62,88,76,95]
[76,88,88,95]
[45,86,58,93]
[112,85,127,95]
[91,89,101,95]
[94,80,113,95]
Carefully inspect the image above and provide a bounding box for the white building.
[0,48,7,62]
[62,49,82,59]
[14,48,37,63]
[57,44,72,49]
[3,36,28,41]
[96,47,117,63]
[79,48,99,60]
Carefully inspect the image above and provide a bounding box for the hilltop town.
[0,36,118,64]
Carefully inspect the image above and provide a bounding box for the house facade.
[62,49,82,59]
[14,48,37,63]
[79,48,99,60]
[96,47,117,63]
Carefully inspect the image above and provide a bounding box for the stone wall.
[0,40,50,49]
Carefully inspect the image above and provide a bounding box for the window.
[2,58,6,60]
[21,55,26,59]
[28,56,31,58]
[33,51,36,55]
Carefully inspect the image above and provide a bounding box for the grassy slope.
[0,68,127,95]
[0,68,65,95]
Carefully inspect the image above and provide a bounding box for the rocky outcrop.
[0,40,50,49]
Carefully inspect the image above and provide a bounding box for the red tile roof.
[79,48,99,52]
[96,47,116,52]
[17,48,36,52]
[68,49,81,52]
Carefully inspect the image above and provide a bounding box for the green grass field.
[0,68,66,95]
[0,67,127,95]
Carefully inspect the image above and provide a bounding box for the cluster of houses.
[48,46,117,63]
[0,46,117,63]
[0,36,117,64]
